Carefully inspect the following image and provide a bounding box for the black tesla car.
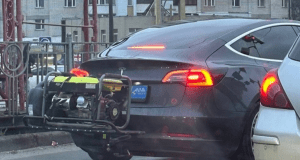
[66,19,300,159]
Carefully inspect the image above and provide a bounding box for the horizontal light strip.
[128,45,165,50]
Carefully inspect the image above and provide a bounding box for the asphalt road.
[0,143,169,160]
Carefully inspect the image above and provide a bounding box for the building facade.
[136,0,289,19]
[0,0,291,43]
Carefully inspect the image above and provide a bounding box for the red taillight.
[260,69,293,109]
[162,69,213,87]
[70,68,89,77]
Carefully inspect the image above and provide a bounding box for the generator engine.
[46,76,128,124]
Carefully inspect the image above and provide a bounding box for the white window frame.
[35,19,45,30]
[204,0,215,6]
[258,0,265,7]
[65,0,76,7]
[36,0,44,8]
[232,0,240,7]
[282,0,288,8]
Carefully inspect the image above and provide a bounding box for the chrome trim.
[225,23,300,62]
[252,135,280,145]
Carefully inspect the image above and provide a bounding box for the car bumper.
[123,109,245,157]
[125,133,230,158]
[253,105,300,160]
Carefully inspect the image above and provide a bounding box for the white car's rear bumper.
[254,105,300,160]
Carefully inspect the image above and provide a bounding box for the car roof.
[146,18,300,42]
[95,19,300,64]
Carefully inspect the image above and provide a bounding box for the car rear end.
[253,37,300,159]
[81,57,237,158]
[79,20,257,158]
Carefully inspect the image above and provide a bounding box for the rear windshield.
[289,36,300,61]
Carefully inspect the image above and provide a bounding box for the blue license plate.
[131,85,148,101]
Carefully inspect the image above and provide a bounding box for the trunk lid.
[81,58,205,108]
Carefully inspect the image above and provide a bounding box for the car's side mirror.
[241,47,250,55]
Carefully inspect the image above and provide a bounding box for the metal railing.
[0,36,111,128]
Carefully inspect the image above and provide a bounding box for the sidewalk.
[0,131,73,152]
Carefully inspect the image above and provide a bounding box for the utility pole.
[109,0,114,43]
[155,0,162,25]
[179,0,186,20]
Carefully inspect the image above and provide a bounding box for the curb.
[0,131,73,152]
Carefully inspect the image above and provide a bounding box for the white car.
[28,65,64,91]
[253,36,300,160]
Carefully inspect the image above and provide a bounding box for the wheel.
[233,105,259,160]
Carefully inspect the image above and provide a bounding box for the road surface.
[0,143,169,160]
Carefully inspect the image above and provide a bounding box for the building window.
[101,30,106,43]
[128,0,133,6]
[113,29,118,42]
[65,0,76,7]
[36,0,44,8]
[258,0,265,7]
[35,19,44,30]
[282,0,288,7]
[97,0,115,5]
[204,0,215,6]
[185,0,197,5]
[89,0,100,5]
[73,31,78,42]
[129,28,142,34]
[232,0,240,7]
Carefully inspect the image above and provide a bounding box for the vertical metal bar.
[15,76,18,116]
[46,52,48,75]
[83,0,90,62]
[8,77,11,116]
[64,54,66,72]
[26,51,29,114]
[92,0,98,53]
[109,0,114,43]
[63,45,66,72]
[67,33,73,72]
[41,53,44,81]
[7,0,15,41]
[60,20,66,65]
[17,0,25,111]
[54,53,57,71]
[289,0,291,20]
[2,0,7,42]
[37,54,39,84]
[61,20,66,43]
[12,76,15,118]
[16,0,23,42]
